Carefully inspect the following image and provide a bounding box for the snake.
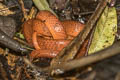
[23,10,85,58]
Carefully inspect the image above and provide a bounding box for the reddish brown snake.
[23,10,85,58]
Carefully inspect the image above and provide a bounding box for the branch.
[50,0,108,69]
[51,41,120,75]
[0,29,31,55]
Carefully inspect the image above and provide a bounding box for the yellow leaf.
[88,6,117,54]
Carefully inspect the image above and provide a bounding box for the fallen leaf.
[88,6,117,54]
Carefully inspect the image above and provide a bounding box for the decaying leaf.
[88,6,117,54]
[0,16,16,38]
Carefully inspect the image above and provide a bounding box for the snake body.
[23,10,84,58]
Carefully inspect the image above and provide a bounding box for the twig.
[23,57,48,72]
[79,11,94,16]
[109,0,116,6]
[0,5,17,12]
[115,72,120,80]
[85,25,96,56]
[0,29,30,55]
[0,55,13,80]
[27,7,37,20]
[18,0,28,20]
[14,37,34,50]
[83,71,96,80]
[50,0,108,70]
[51,41,120,75]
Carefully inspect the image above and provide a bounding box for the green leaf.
[33,0,57,17]
[16,32,25,39]
[88,6,117,55]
